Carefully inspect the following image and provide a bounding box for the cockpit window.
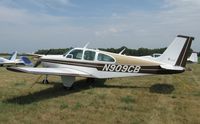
[67,49,83,60]
[63,48,73,57]
[97,53,115,62]
[84,50,96,61]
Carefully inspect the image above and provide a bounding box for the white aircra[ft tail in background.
[187,52,198,63]
[7,35,194,89]
[0,51,32,67]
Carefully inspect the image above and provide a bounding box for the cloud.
[31,0,74,9]
[165,0,200,7]
[0,5,83,52]
[0,0,199,52]
[91,0,200,50]
[95,27,120,37]
[0,0,74,14]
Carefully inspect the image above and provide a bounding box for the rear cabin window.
[67,49,83,60]
[97,53,115,62]
[84,51,96,61]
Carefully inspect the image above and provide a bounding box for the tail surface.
[9,51,17,61]
[20,56,33,66]
[187,52,198,63]
[157,35,194,67]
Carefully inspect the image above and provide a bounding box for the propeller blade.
[34,59,41,67]
[34,49,50,67]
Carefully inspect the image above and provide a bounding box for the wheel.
[42,79,49,84]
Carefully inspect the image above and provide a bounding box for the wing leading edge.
[7,67,93,77]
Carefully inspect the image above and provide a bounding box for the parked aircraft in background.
[142,53,161,60]
[7,35,194,89]
[187,52,198,63]
[0,51,33,67]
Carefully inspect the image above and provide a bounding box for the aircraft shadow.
[149,83,175,94]
[3,79,174,105]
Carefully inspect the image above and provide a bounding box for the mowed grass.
[199,57,200,64]
[0,64,200,124]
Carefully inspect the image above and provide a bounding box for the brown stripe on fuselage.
[181,38,192,67]
[41,59,183,74]
[175,38,189,66]
[175,37,192,67]
[41,59,105,68]
[42,58,160,69]
[100,51,160,66]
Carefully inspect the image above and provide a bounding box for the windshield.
[66,49,83,60]
[63,48,73,56]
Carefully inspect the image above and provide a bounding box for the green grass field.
[198,57,200,64]
[0,64,200,124]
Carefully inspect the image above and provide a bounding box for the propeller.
[34,59,42,67]
[33,49,51,67]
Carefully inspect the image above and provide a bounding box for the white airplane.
[7,35,194,89]
[187,52,198,63]
[0,51,33,67]
[142,53,161,59]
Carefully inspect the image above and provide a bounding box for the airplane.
[142,53,161,59]
[0,51,33,67]
[7,35,194,89]
[187,52,198,63]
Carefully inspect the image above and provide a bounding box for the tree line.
[34,46,197,57]
[35,46,167,56]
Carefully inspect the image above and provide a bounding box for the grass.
[121,95,135,104]
[198,57,200,64]
[60,102,69,110]
[0,64,200,124]
[193,91,200,97]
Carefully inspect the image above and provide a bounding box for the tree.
[35,46,168,56]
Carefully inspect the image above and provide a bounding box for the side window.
[84,51,96,61]
[67,49,83,60]
[97,53,115,62]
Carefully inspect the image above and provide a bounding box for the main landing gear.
[42,75,49,84]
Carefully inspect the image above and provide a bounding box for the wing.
[7,67,93,77]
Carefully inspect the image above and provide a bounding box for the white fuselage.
[40,51,152,79]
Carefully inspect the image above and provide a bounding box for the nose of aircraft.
[34,57,43,67]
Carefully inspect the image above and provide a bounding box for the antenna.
[83,42,90,48]
[119,48,126,55]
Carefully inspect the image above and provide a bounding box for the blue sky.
[0,0,199,53]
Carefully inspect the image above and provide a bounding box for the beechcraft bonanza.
[7,35,194,89]
[0,51,32,67]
